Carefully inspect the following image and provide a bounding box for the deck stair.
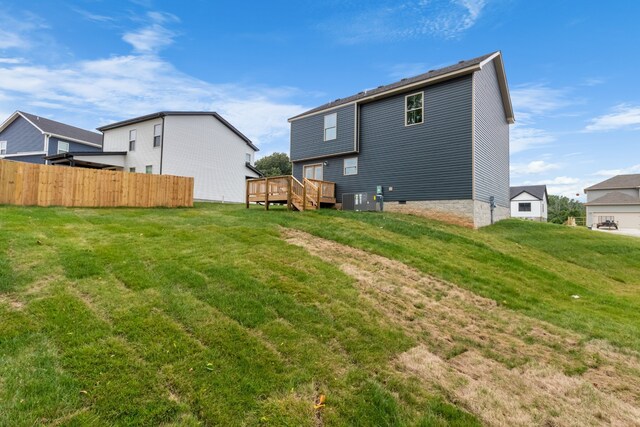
[246,175,336,211]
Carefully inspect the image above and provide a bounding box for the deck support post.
[302,180,306,212]
[245,179,249,209]
[264,177,269,210]
[287,176,292,211]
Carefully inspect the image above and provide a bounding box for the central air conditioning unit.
[342,192,380,211]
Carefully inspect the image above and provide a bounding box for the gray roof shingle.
[584,174,640,191]
[585,191,640,206]
[510,185,547,200]
[289,52,499,120]
[19,111,102,146]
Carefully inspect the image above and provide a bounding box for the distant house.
[510,185,548,221]
[584,174,640,229]
[0,111,102,164]
[288,51,514,227]
[46,112,260,203]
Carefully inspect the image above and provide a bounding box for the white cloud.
[326,0,487,44]
[0,57,25,64]
[511,83,571,122]
[0,29,26,49]
[593,164,640,177]
[510,160,560,176]
[510,125,555,153]
[584,104,640,132]
[0,12,307,149]
[122,12,180,54]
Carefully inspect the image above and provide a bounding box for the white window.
[343,157,358,175]
[153,124,162,147]
[57,141,70,154]
[405,92,424,126]
[129,129,136,151]
[245,153,252,164]
[324,113,337,141]
[518,202,531,212]
[0,141,6,155]
[145,165,153,174]
[129,167,136,173]
[303,163,323,181]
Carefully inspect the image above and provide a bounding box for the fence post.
[264,177,269,210]
[246,179,250,209]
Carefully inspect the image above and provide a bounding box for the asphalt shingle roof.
[19,111,102,146]
[584,174,640,191]
[585,191,640,206]
[510,185,547,200]
[289,52,498,120]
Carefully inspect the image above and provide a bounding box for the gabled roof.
[289,51,514,123]
[585,191,640,206]
[510,185,547,201]
[0,111,103,146]
[584,174,640,191]
[97,111,259,151]
[245,162,263,177]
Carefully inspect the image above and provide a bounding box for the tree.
[547,195,585,224]
[255,152,292,177]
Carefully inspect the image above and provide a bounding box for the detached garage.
[584,175,640,230]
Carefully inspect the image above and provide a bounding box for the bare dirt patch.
[282,228,640,426]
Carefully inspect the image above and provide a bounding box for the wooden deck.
[246,175,336,211]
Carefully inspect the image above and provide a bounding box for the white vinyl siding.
[0,141,6,155]
[102,118,162,174]
[324,113,337,141]
[57,141,70,154]
[343,157,358,175]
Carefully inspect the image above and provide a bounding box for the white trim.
[478,51,501,68]
[292,150,358,163]
[46,132,102,148]
[1,151,47,157]
[288,64,481,123]
[404,91,424,127]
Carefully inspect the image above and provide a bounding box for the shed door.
[303,164,323,181]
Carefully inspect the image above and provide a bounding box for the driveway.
[593,228,640,238]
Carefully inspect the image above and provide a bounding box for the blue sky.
[0,0,639,199]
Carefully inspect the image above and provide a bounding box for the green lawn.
[1,203,639,426]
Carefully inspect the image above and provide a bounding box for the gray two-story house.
[289,51,514,227]
[0,111,102,164]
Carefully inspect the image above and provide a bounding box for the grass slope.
[1,203,639,426]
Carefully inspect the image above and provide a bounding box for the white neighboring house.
[510,185,548,221]
[584,174,640,229]
[46,112,261,203]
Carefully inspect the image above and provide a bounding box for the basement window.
[518,202,531,212]
[129,129,136,151]
[0,141,6,155]
[405,92,424,126]
[324,113,337,141]
[153,124,162,147]
[57,141,70,154]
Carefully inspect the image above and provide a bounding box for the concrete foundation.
[384,199,510,228]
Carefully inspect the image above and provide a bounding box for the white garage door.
[596,212,640,229]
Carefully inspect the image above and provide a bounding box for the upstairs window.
[405,92,424,126]
[153,124,162,147]
[324,113,337,141]
[0,141,6,155]
[343,157,358,175]
[57,141,70,154]
[129,129,136,151]
[518,202,532,212]
[245,153,252,164]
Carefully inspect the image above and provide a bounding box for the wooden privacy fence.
[0,160,193,207]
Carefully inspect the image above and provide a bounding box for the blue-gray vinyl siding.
[473,60,510,208]
[47,136,101,156]
[290,104,355,161]
[0,116,44,157]
[5,154,47,164]
[293,75,474,202]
